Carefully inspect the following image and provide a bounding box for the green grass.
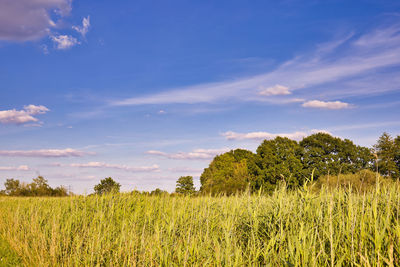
[0,236,22,266]
[0,184,400,266]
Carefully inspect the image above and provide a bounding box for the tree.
[4,179,21,196]
[374,133,399,178]
[256,137,303,191]
[300,133,373,180]
[29,176,52,196]
[200,149,259,195]
[94,177,121,195]
[175,176,196,195]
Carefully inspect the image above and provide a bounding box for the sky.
[1,0,400,194]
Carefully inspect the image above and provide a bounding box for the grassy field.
[0,184,400,266]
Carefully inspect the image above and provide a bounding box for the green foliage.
[94,177,121,195]
[300,133,373,179]
[150,188,168,196]
[374,132,400,178]
[2,177,68,197]
[175,176,195,195]
[1,186,400,265]
[256,137,303,191]
[200,149,258,195]
[314,169,391,193]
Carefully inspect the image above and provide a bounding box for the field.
[1,184,400,266]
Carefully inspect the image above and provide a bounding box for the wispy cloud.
[111,23,400,108]
[146,148,229,160]
[0,165,30,171]
[302,100,350,109]
[69,162,160,172]
[0,148,93,158]
[222,129,331,141]
[73,16,90,37]
[0,105,49,125]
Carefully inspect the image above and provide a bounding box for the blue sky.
[1,0,400,193]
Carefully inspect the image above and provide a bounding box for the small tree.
[175,176,196,195]
[94,177,121,195]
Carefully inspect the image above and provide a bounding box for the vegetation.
[199,132,400,195]
[93,177,121,195]
[0,236,22,266]
[0,176,68,197]
[175,176,196,195]
[1,182,400,266]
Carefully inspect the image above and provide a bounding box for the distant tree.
[200,149,259,195]
[175,176,196,195]
[150,188,168,196]
[256,137,303,191]
[29,176,52,196]
[374,133,399,178]
[4,179,21,196]
[94,177,121,195]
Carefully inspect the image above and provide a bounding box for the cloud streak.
[0,148,93,158]
[0,165,30,171]
[111,24,400,108]
[146,148,229,160]
[222,129,331,141]
[69,162,160,172]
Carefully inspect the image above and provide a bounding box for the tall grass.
[1,184,400,266]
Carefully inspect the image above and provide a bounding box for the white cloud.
[222,129,331,141]
[0,0,72,41]
[0,105,49,125]
[0,165,30,171]
[111,24,400,107]
[0,148,93,158]
[146,148,230,160]
[259,84,291,96]
[73,16,90,37]
[51,35,80,50]
[69,162,160,172]
[302,100,350,109]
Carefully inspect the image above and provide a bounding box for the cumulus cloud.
[302,100,350,109]
[0,0,72,41]
[72,16,90,37]
[146,148,230,160]
[69,162,160,172]
[51,34,79,50]
[259,84,291,96]
[0,105,49,125]
[222,129,331,141]
[0,165,30,171]
[0,148,93,158]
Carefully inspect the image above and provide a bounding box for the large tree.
[94,177,121,195]
[256,137,303,191]
[300,133,373,180]
[175,176,196,195]
[200,149,259,195]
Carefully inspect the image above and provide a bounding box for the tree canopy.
[94,177,121,195]
[175,176,196,195]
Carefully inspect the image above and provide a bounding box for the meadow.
[0,181,399,266]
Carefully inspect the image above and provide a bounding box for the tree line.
[0,176,69,196]
[199,132,400,195]
[1,132,398,196]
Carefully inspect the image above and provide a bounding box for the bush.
[313,169,392,193]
